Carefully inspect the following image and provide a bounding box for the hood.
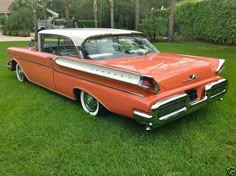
[100,53,216,90]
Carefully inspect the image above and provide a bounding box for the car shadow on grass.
[20,80,213,137]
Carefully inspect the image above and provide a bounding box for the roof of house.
[39,28,142,46]
[0,0,14,14]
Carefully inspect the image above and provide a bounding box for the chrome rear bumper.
[134,79,228,127]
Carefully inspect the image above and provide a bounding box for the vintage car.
[7,28,228,130]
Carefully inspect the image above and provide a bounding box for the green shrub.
[3,8,33,35]
[175,0,236,44]
[140,9,169,41]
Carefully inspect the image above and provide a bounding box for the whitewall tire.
[16,63,26,82]
[80,91,103,116]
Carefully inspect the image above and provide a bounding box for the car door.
[26,34,59,90]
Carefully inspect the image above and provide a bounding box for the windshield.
[81,35,159,60]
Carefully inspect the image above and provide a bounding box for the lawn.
[0,41,235,176]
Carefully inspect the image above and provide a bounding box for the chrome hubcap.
[16,65,24,81]
[18,68,24,79]
[84,92,98,112]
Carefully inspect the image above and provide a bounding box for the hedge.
[141,0,236,44]
[175,0,236,44]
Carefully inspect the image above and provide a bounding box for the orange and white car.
[7,28,228,129]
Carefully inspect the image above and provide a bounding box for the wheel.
[80,91,104,116]
[16,63,26,82]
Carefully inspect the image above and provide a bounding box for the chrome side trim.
[54,68,145,97]
[55,57,142,85]
[8,54,52,68]
[8,54,145,97]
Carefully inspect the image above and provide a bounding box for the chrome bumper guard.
[134,79,228,127]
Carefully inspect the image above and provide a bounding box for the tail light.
[139,76,160,92]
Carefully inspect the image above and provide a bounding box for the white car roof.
[39,28,142,46]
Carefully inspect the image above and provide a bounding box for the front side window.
[40,34,78,57]
[40,34,58,54]
[81,35,159,60]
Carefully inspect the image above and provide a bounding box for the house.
[0,0,14,16]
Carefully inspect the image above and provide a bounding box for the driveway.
[0,31,35,41]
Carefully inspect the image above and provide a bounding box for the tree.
[64,0,70,27]
[109,0,114,28]
[168,0,175,41]
[32,0,38,39]
[135,0,141,30]
[41,0,47,29]
[93,0,98,27]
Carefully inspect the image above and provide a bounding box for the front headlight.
[216,59,225,73]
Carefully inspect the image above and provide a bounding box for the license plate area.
[186,89,198,102]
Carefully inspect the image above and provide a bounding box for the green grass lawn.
[0,41,235,175]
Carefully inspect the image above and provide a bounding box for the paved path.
[0,31,35,41]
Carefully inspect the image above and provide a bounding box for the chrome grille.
[207,80,228,99]
[158,98,186,118]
